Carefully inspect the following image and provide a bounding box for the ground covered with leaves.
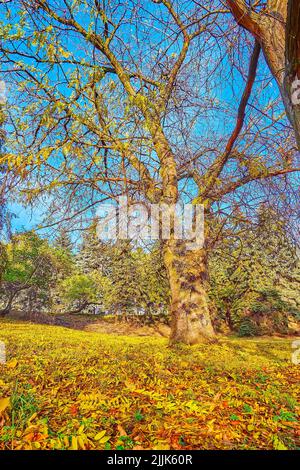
[0,319,299,450]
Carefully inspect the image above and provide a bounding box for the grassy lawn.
[0,319,299,450]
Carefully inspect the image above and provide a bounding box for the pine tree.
[54,229,73,253]
[108,240,140,316]
[209,204,299,333]
[76,220,110,276]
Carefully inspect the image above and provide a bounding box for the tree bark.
[285,0,300,146]
[163,239,215,344]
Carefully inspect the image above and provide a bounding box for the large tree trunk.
[163,239,215,345]
[285,0,300,146]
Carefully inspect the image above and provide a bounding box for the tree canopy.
[0,1,299,343]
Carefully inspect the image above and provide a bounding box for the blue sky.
[9,202,42,232]
[1,0,296,239]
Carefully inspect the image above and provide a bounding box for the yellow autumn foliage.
[0,320,299,450]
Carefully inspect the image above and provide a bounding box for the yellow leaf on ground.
[78,425,84,434]
[273,435,288,450]
[63,436,69,448]
[78,436,86,450]
[6,359,18,369]
[27,412,37,424]
[94,430,106,441]
[71,436,78,450]
[153,442,170,450]
[0,397,10,414]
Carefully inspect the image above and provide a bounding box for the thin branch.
[200,40,261,197]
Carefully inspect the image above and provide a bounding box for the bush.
[237,317,258,337]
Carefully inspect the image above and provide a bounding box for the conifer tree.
[210,204,299,333]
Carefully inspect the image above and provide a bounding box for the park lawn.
[0,319,299,450]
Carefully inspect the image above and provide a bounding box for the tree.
[226,0,300,148]
[1,1,299,343]
[0,73,8,238]
[58,271,111,313]
[134,244,170,318]
[54,228,73,253]
[76,220,111,276]
[76,226,169,318]
[209,204,299,333]
[99,240,143,316]
[0,231,63,315]
[286,0,300,146]
[0,241,7,284]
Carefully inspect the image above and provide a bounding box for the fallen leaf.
[0,397,10,414]
[117,424,127,437]
[94,430,106,441]
[71,436,78,450]
[6,359,18,369]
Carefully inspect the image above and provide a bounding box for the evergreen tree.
[54,229,73,253]
[108,240,140,316]
[76,220,110,276]
[209,204,299,334]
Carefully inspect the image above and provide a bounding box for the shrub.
[237,318,258,337]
